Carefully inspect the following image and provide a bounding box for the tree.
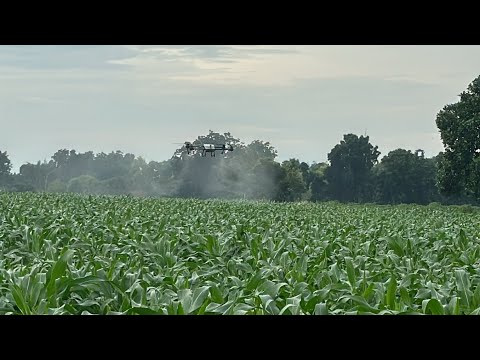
[326,134,380,202]
[251,159,286,200]
[280,159,308,201]
[309,162,329,201]
[172,131,245,198]
[127,156,154,196]
[18,161,55,191]
[67,175,101,194]
[100,176,130,195]
[47,179,67,193]
[242,140,277,162]
[0,150,12,186]
[92,151,133,180]
[147,160,177,196]
[9,175,36,192]
[374,149,438,204]
[169,131,283,199]
[299,162,311,186]
[52,149,70,168]
[436,75,480,199]
[229,140,279,199]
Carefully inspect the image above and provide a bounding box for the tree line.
[1,75,480,205]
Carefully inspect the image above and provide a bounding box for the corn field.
[1,192,480,315]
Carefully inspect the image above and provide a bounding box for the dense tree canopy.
[374,149,437,204]
[0,150,12,175]
[0,150,12,187]
[436,75,480,199]
[280,159,308,202]
[0,127,475,206]
[326,134,380,202]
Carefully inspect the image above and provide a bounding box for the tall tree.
[251,159,286,200]
[309,162,329,201]
[326,134,380,202]
[374,149,438,204]
[436,75,480,199]
[280,159,308,201]
[172,131,244,198]
[52,149,70,168]
[67,175,101,194]
[242,140,277,163]
[0,150,12,185]
[19,161,54,191]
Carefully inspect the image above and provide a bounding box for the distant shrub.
[67,175,101,194]
[452,204,479,214]
[10,183,36,192]
[47,179,67,193]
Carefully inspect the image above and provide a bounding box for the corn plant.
[1,193,480,315]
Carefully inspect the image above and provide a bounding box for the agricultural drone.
[181,142,234,157]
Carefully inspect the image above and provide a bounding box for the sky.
[1,45,480,172]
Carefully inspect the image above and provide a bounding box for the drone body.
[184,142,234,157]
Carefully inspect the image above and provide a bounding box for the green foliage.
[100,176,130,195]
[1,192,479,315]
[251,159,285,200]
[375,149,438,204]
[310,163,329,202]
[279,159,308,201]
[67,175,101,194]
[0,131,324,203]
[326,134,380,202]
[2,129,472,206]
[0,150,11,174]
[0,150,12,186]
[47,179,67,193]
[436,75,480,200]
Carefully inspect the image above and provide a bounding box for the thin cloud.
[0,45,136,70]
[1,45,479,171]
[105,45,304,86]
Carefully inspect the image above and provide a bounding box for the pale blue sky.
[1,45,480,172]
